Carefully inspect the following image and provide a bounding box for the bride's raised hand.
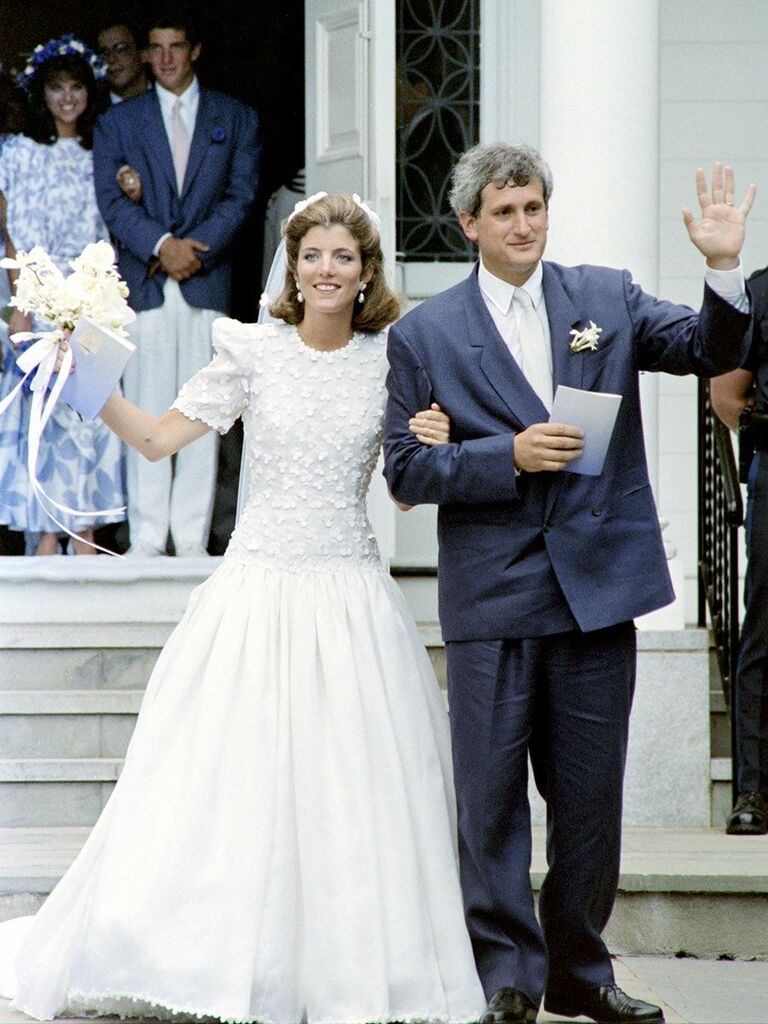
[409,402,451,445]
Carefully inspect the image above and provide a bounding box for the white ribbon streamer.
[0,330,125,555]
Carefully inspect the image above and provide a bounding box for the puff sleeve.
[172,318,254,434]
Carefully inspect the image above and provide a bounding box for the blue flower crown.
[16,34,108,93]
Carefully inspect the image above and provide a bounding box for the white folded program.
[59,316,136,419]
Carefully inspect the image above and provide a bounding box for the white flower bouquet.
[1,240,135,338]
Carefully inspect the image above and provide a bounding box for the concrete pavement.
[0,955,767,1024]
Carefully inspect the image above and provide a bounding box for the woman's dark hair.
[0,70,27,135]
[26,55,97,149]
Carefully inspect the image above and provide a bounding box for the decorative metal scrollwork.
[397,0,480,261]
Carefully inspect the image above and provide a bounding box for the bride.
[0,192,486,1024]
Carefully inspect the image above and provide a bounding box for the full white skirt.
[0,559,485,1023]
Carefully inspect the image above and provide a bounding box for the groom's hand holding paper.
[548,385,622,476]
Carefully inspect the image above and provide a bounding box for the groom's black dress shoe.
[725,790,768,834]
[544,984,664,1023]
[480,986,538,1024]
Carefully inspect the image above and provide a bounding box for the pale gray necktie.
[171,98,190,193]
[514,287,552,412]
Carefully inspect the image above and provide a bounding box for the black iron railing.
[698,379,742,801]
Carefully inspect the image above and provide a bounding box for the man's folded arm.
[383,327,519,506]
[92,116,174,265]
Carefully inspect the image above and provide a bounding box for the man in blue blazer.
[93,8,261,557]
[384,144,754,1024]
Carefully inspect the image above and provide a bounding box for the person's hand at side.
[513,422,583,472]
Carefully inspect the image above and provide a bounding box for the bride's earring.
[357,283,367,304]
[295,279,304,303]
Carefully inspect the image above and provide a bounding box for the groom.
[384,144,753,1024]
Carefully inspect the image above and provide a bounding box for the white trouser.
[123,279,221,551]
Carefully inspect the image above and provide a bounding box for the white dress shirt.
[155,76,200,145]
[152,78,200,255]
[477,259,551,384]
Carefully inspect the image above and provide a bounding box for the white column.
[540,0,661,487]
[539,0,682,625]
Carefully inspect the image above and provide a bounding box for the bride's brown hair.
[269,193,401,333]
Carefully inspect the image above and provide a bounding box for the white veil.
[234,240,288,524]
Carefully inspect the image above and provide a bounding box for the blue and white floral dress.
[0,134,125,536]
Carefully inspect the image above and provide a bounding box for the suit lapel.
[142,91,176,192]
[543,262,584,393]
[463,270,549,431]
[541,263,588,519]
[181,89,212,199]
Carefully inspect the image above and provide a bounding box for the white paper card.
[549,385,622,476]
[59,316,136,420]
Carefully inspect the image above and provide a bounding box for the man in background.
[93,6,261,557]
[97,21,149,104]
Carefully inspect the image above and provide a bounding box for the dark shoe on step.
[481,986,538,1024]
[725,790,768,835]
[545,984,664,1023]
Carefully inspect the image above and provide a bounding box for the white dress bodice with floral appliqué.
[174,318,385,571]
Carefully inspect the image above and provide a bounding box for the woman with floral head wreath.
[0,192,485,1024]
[0,37,124,555]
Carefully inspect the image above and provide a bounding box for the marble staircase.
[1,556,763,958]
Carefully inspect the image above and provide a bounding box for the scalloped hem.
[58,988,482,1024]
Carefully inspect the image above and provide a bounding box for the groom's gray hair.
[449,143,554,217]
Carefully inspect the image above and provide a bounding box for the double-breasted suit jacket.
[384,262,751,639]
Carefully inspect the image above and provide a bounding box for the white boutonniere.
[569,320,602,353]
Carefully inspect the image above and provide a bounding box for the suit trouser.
[123,279,221,551]
[445,622,636,1005]
[734,452,768,796]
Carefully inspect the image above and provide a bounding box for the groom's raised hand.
[682,162,756,270]
[513,422,583,473]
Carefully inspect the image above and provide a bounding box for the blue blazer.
[93,86,262,314]
[384,262,751,641]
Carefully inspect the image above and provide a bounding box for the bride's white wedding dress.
[0,320,486,1024]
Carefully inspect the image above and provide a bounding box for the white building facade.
[306,0,768,624]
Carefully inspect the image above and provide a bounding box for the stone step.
[0,691,144,713]
[0,758,123,782]
[0,759,120,827]
[0,622,446,689]
[2,825,765,959]
[0,556,221,625]
[0,691,143,759]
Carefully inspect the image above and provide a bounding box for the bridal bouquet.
[2,240,135,337]
[0,241,134,550]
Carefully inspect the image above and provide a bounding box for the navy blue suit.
[384,262,750,1004]
[93,86,261,313]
